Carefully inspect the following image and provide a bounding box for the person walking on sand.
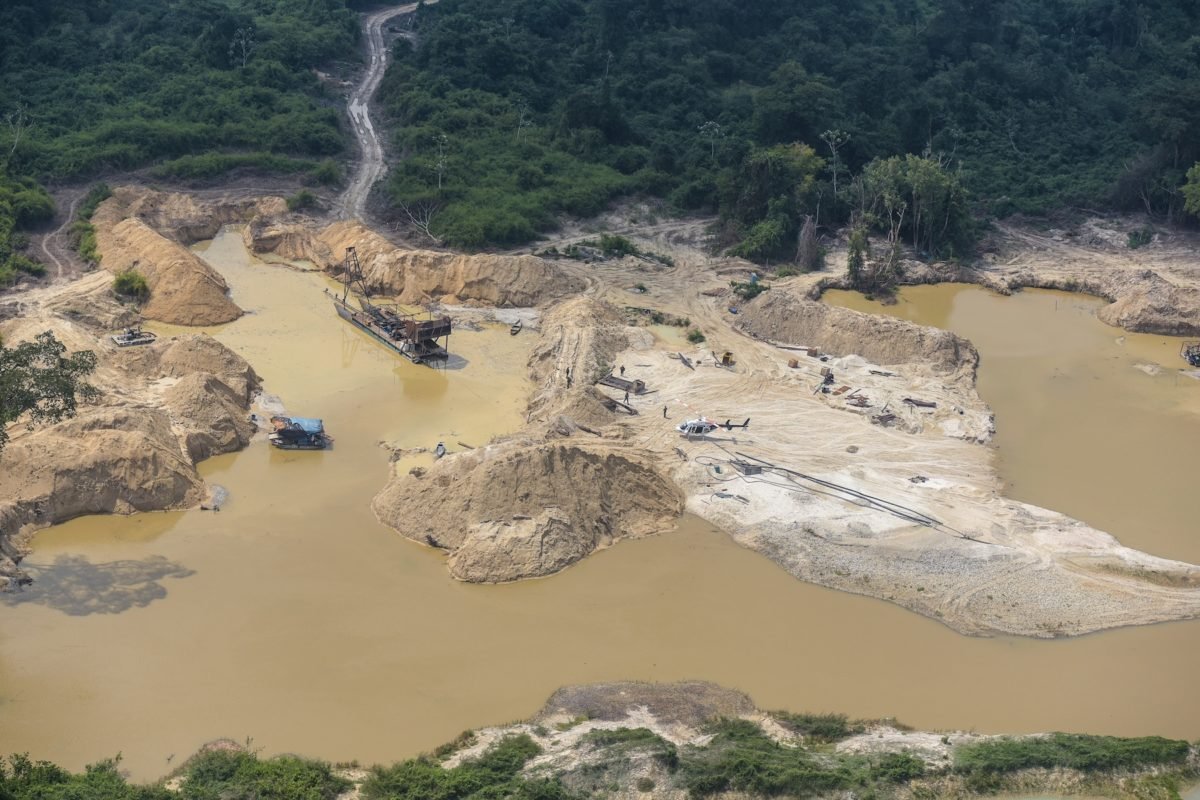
[663,405,668,418]
[619,365,625,376]
[624,390,630,403]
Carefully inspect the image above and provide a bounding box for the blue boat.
[268,416,332,450]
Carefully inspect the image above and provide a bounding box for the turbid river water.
[825,284,1200,564]
[1,240,1198,779]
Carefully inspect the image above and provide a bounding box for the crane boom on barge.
[330,247,451,365]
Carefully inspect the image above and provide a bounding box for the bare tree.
[820,129,850,200]
[4,106,31,166]
[698,120,724,163]
[229,27,256,69]
[514,98,532,143]
[433,133,448,190]
[395,199,444,245]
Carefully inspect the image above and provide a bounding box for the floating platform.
[268,416,331,450]
[1183,342,1200,368]
[110,328,157,347]
[332,294,451,365]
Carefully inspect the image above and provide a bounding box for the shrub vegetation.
[113,268,149,301]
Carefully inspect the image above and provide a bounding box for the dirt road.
[339,1,435,221]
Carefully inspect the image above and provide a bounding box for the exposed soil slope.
[0,287,259,589]
[245,218,585,307]
[372,441,683,582]
[736,291,979,379]
[89,187,289,326]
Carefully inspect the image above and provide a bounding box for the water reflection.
[2,554,193,616]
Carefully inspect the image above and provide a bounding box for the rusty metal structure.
[331,247,451,365]
[1183,341,1200,368]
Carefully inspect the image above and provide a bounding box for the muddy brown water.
[824,284,1200,564]
[1,241,1198,780]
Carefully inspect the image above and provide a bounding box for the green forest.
[0,0,364,285]
[381,0,1200,256]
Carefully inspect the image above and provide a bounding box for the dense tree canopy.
[382,0,1200,255]
[0,0,359,181]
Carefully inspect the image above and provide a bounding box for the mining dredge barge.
[331,247,451,365]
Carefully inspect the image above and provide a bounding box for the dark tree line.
[380,0,1200,256]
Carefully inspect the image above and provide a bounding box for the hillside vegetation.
[0,0,362,182]
[0,726,1193,799]
[0,0,370,286]
[382,0,1200,255]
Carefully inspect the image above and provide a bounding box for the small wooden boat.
[111,327,157,347]
[268,416,332,450]
[510,319,523,335]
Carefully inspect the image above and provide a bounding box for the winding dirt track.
[339,1,436,221]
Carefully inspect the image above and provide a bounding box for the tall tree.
[0,331,98,456]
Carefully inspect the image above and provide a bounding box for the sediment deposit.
[735,291,979,379]
[372,441,683,582]
[0,281,259,589]
[88,187,289,326]
[245,218,586,307]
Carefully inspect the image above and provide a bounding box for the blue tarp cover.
[288,417,324,434]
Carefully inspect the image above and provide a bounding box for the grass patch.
[730,280,769,301]
[68,183,112,265]
[686,329,706,344]
[286,189,319,212]
[431,730,477,760]
[113,268,149,301]
[773,712,863,743]
[582,728,678,769]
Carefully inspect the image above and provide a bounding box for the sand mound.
[163,373,256,462]
[315,221,585,307]
[242,218,333,264]
[0,408,204,526]
[150,335,259,401]
[1092,271,1200,336]
[527,297,639,425]
[94,216,241,326]
[86,185,299,327]
[737,288,979,378]
[0,312,258,589]
[538,681,756,728]
[372,441,683,582]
